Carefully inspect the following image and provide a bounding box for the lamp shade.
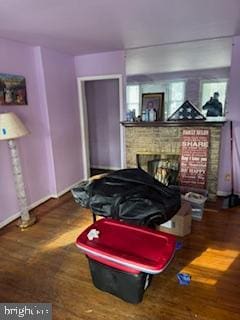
[0,112,30,140]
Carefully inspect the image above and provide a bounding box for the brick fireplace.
[137,154,180,185]
[123,124,223,200]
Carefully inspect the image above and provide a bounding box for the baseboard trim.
[29,195,52,210]
[51,180,83,198]
[0,212,21,229]
[0,180,83,229]
[0,194,52,229]
[91,165,121,171]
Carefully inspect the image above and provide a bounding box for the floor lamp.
[0,112,36,229]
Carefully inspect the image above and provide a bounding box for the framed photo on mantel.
[142,92,164,121]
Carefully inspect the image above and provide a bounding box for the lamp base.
[17,215,37,229]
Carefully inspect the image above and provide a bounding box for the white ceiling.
[0,0,239,55]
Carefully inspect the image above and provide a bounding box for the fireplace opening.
[137,154,180,186]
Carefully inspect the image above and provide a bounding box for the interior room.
[0,1,240,320]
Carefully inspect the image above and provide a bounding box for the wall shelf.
[121,119,226,128]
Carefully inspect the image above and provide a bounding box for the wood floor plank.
[0,193,240,320]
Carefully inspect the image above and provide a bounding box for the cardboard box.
[156,200,192,237]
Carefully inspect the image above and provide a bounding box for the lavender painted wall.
[218,36,240,195]
[217,122,232,194]
[74,51,125,77]
[74,50,125,113]
[0,38,51,223]
[33,47,57,195]
[40,47,82,193]
[85,79,121,169]
[0,39,83,225]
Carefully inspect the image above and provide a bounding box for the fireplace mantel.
[121,119,226,128]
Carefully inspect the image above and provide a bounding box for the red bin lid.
[76,219,176,274]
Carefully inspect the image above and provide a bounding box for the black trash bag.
[73,168,181,227]
[71,180,92,208]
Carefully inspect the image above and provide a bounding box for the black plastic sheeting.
[72,168,181,227]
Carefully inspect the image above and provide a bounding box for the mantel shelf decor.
[0,112,36,229]
[121,119,226,128]
[167,100,205,121]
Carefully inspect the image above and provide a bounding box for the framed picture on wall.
[0,73,28,106]
[142,92,164,121]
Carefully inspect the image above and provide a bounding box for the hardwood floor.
[0,193,240,320]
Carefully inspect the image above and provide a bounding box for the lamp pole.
[8,140,31,223]
[0,112,36,229]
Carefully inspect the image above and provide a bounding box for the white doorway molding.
[77,74,125,180]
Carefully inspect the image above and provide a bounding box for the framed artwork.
[0,73,28,105]
[142,92,164,120]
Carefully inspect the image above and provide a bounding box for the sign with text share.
[180,129,209,188]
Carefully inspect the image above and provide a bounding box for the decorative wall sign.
[168,100,205,121]
[180,129,209,188]
[0,73,28,105]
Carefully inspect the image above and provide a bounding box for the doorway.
[77,74,124,180]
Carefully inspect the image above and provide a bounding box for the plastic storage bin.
[76,219,176,303]
[183,191,207,220]
[170,186,208,220]
[88,259,152,303]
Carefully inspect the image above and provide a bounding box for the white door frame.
[77,74,125,180]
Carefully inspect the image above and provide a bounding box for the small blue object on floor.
[177,273,191,285]
[175,241,183,250]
